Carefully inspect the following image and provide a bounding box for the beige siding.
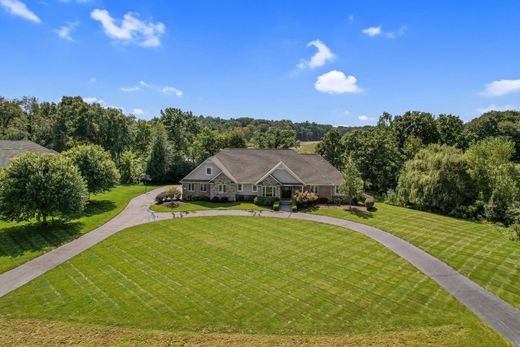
[182,182,211,200]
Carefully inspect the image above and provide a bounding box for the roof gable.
[0,140,56,169]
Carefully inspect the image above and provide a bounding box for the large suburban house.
[180,148,343,201]
[0,140,57,170]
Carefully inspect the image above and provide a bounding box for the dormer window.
[206,167,212,175]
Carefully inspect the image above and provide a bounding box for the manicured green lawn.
[150,201,269,212]
[309,203,520,309]
[0,185,157,273]
[0,217,504,345]
[296,141,319,154]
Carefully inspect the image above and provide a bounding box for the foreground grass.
[310,203,520,309]
[150,201,269,212]
[0,319,499,347]
[0,184,157,273]
[0,217,504,345]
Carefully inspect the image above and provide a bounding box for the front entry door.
[281,187,292,199]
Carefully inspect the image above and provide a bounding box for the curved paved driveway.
[0,189,519,345]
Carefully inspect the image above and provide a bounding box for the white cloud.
[120,85,140,92]
[297,39,335,69]
[477,104,518,114]
[90,9,165,47]
[161,86,183,97]
[362,26,381,37]
[315,70,363,94]
[82,96,104,104]
[132,108,144,115]
[480,79,520,96]
[362,25,407,38]
[56,21,79,41]
[358,115,369,121]
[0,0,40,23]
[120,80,183,97]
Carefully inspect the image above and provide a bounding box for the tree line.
[317,110,520,226]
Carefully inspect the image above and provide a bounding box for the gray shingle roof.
[0,140,57,169]
[211,149,342,185]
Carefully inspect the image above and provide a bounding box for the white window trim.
[310,185,319,194]
[252,184,258,192]
[237,183,243,192]
[218,184,226,193]
[200,183,207,192]
[187,183,195,192]
[206,167,212,175]
[263,186,276,197]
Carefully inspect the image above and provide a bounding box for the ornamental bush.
[294,191,318,208]
[155,187,182,203]
[254,196,279,206]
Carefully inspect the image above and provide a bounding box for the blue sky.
[1,0,519,125]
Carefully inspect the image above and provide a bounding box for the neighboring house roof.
[0,140,57,169]
[182,148,342,185]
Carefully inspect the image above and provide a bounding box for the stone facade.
[258,175,281,198]
[210,173,237,201]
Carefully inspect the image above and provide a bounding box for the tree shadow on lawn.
[0,221,84,259]
[305,205,376,220]
[0,199,116,260]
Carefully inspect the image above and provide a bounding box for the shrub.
[237,195,255,202]
[185,195,210,202]
[317,197,329,204]
[291,200,298,212]
[254,196,280,207]
[273,201,280,211]
[211,196,221,202]
[119,151,143,184]
[294,191,319,208]
[385,189,399,206]
[364,194,376,210]
[155,187,182,203]
[508,224,520,242]
[220,196,229,203]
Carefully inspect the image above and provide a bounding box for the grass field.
[150,201,269,212]
[297,141,319,153]
[0,184,156,274]
[0,217,505,345]
[310,203,520,309]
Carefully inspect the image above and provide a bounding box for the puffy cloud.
[315,70,362,94]
[362,25,407,38]
[90,9,165,47]
[120,80,183,97]
[82,96,104,104]
[362,26,381,37]
[132,108,144,115]
[297,39,335,69]
[56,22,79,41]
[358,115,369,121]
[480,79,520,96]
[0,0,40,23]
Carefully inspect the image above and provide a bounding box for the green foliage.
[146,125,171,183]
[64,144,120,195]
[339,157,364,206]
[222,129,247,148]
[0,153,88,224]
[392,111,440,148]
[316,128,345,168]
[118,151,143,184]
[273,201,280,211]
[190,127,223,163]
[385,189,400,206]
[160,107,201,153]
[508,224,520,242]
[254,126,298,149]
[436,114,465,147]
[291,200,298,212]
[254,196,280,206]
[397,144,475,215]
[293,191,319,208]
[341,127,402,193]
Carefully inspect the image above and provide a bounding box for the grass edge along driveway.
[0,184,157,274]
[309,203,520,310]
[0,217,506,346]
[150,201,269,212]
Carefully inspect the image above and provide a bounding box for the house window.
[335,185,341,195]
[187,183,195,192]
[310,185,319,194]
[218,184,226,193]
[264,186,275,197]
[200,184,207,192]
[252,184,258,192]
[237,183,243,192]
[206,167,212,175]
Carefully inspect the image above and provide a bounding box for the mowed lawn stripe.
[311,203,520,308]
[0,217,505,344]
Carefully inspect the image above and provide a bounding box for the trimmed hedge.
[185,195,210,202]
[273,201,280,211]
[254,196,280,207]
[291,200,298,212]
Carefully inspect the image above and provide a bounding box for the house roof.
[0,140,57,169]
[207,148,342,185]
